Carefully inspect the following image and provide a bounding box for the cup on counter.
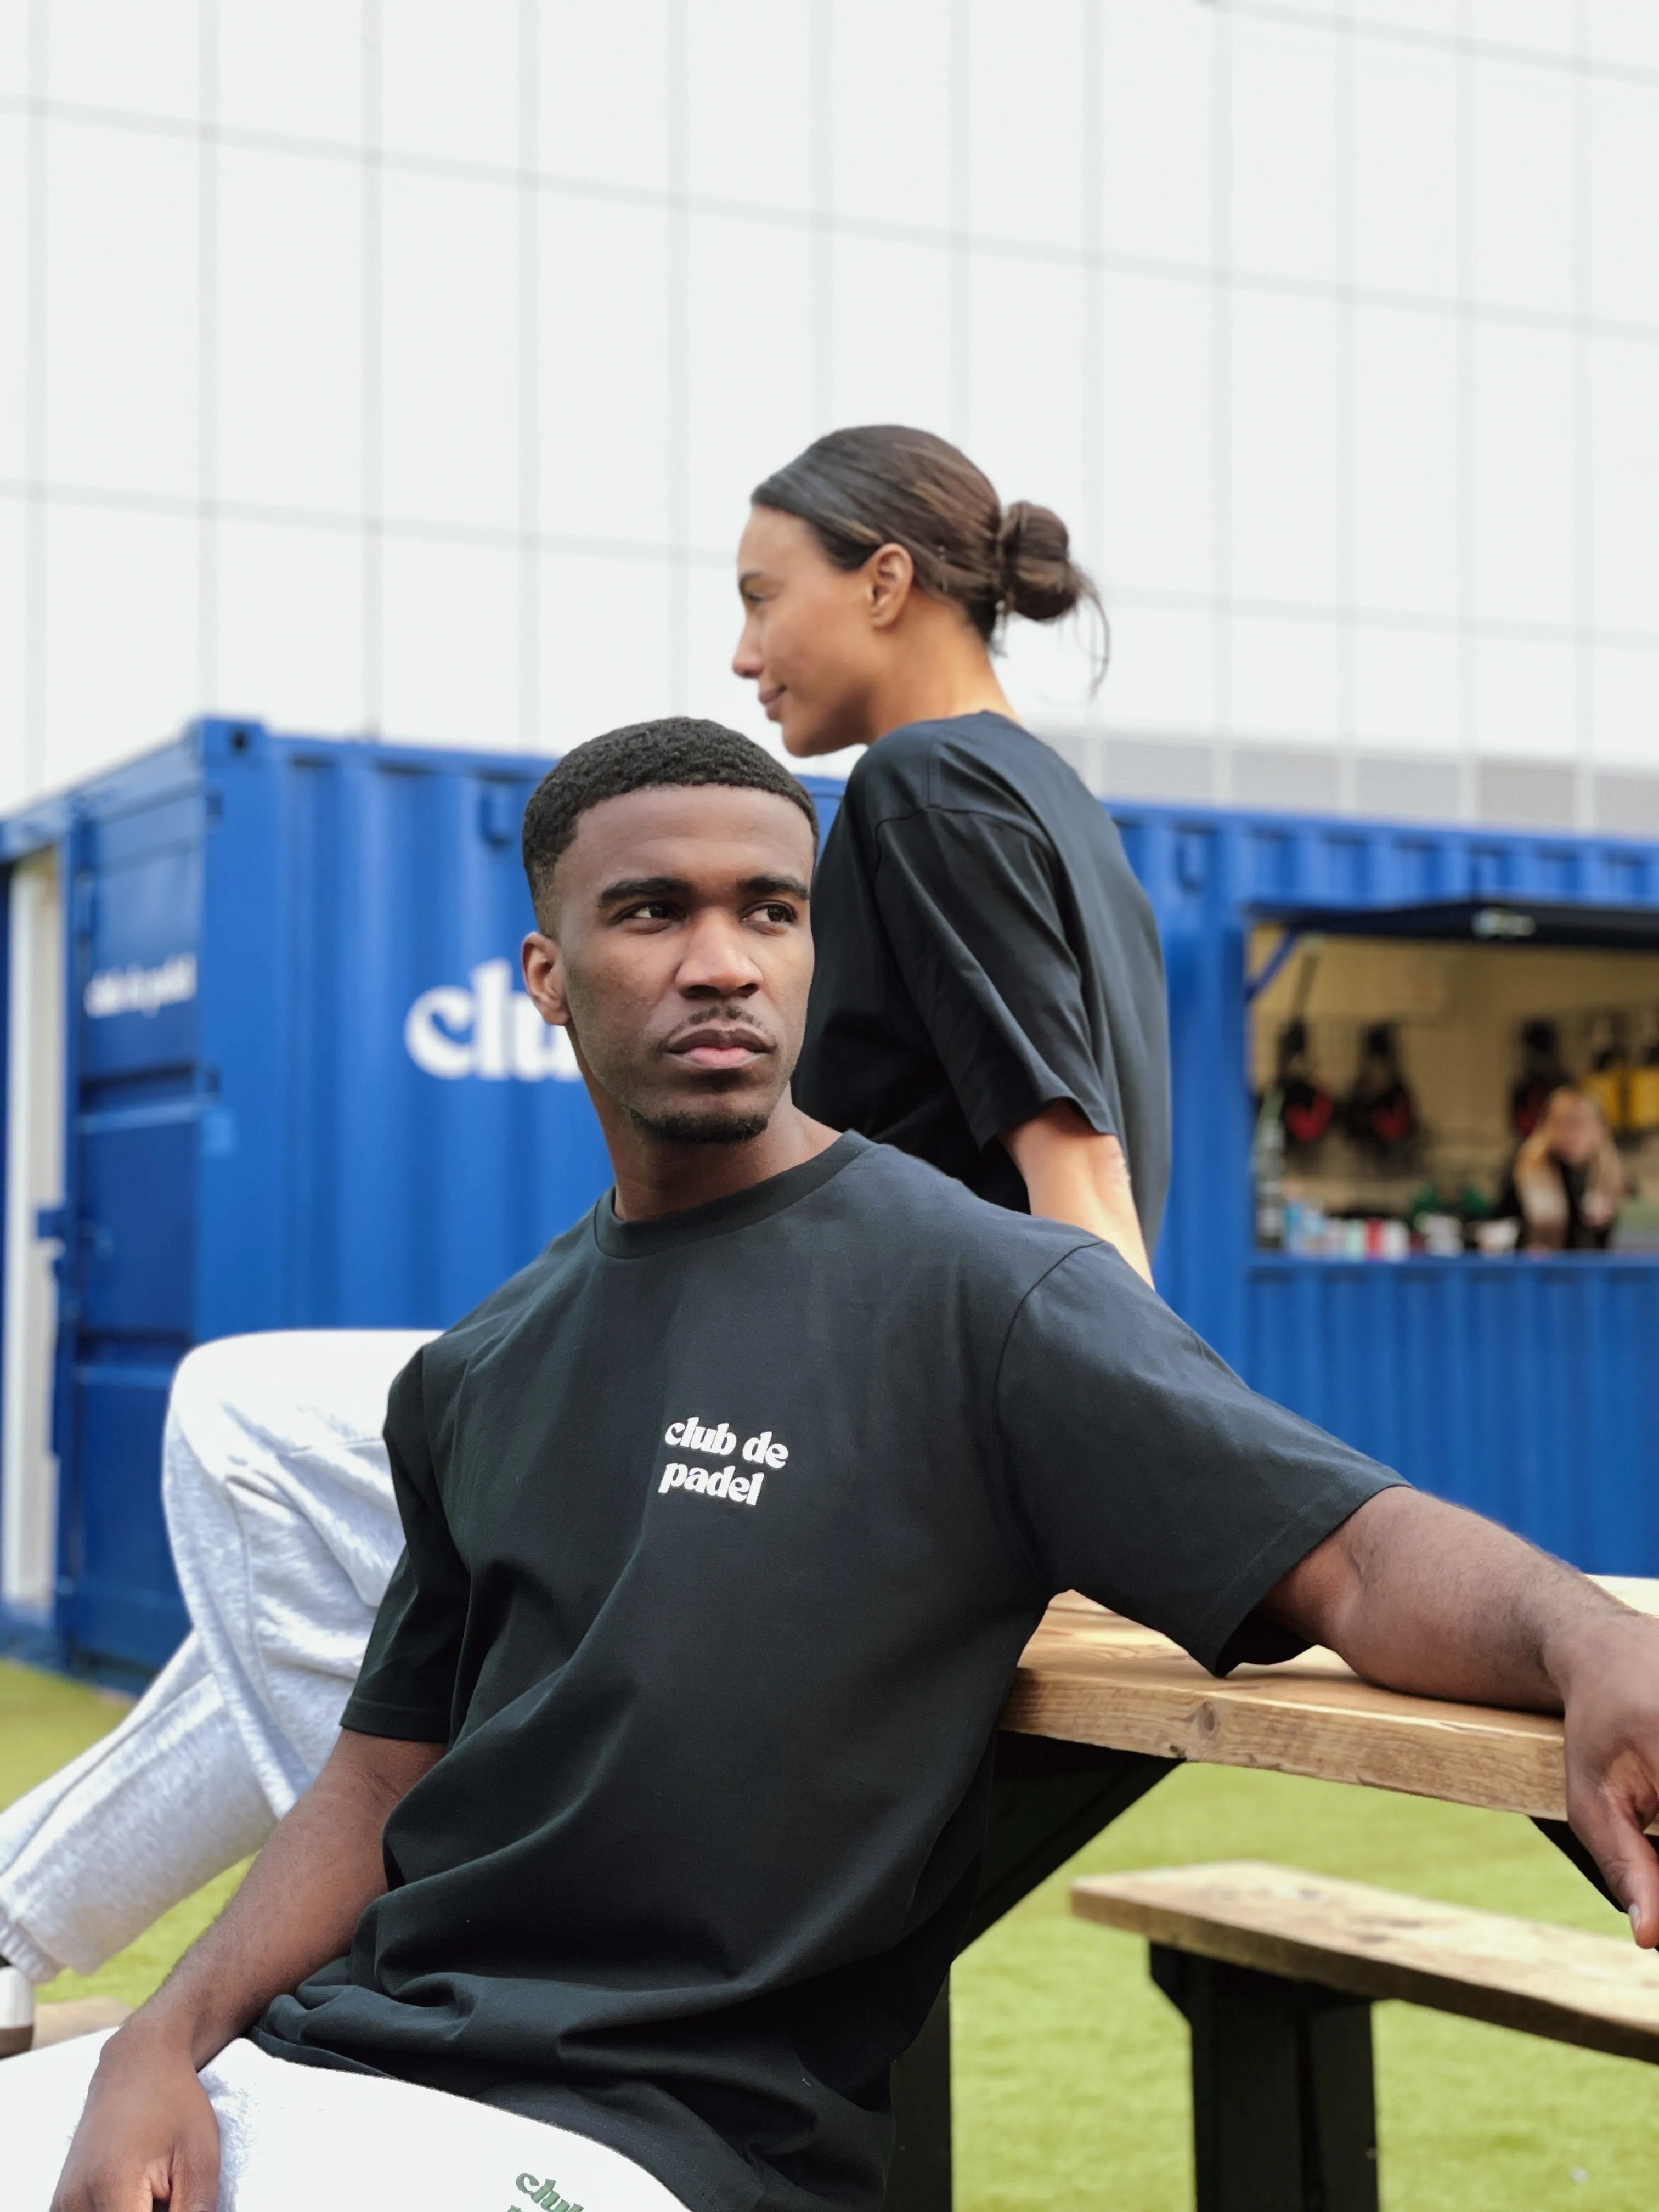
[1418,1213,1464,1258]
[1473,1217,1520,1256]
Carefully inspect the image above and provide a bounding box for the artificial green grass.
[955,1763,1659,2212]
[4,1658,1657,2205]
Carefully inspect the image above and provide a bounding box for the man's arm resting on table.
[51,1726,441,2212]
[1266,1486,1659,1946]
[1000,1102,1154,1288]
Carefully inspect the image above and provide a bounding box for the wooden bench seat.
[1073,1859,1659,2063]
[1071,1861,1658,2212]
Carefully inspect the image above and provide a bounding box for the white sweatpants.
[0,1331,425,1983]
[0,2029,686,2212]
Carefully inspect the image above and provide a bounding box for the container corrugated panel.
[1113,801,1659,1576]
[3,723,611,1664]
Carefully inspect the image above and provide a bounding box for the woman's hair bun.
[752,428,1106,679]
[996,500,1085,624]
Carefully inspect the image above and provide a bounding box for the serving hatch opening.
[1245,895,1659,1261]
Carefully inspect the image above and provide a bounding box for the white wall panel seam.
[517,0,538,757]
[665,0,689,713]
[809,0,832,430]
[1232,0,1659,84]
[22,0,46,793]
[1571,0,1595,827]
[947,0,969,444]
[4,92,1658,340]
[1454,0,1478,816]
[1335,0,1359,810]
[1211,0,1234,798]
[360,0,382,735]
[197,0,219,721]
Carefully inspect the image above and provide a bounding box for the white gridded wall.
[2,1,1659,827]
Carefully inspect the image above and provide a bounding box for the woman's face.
[733,506,885,758]
[1545,1093,1604,1164]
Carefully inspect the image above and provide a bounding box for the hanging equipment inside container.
[1274,945,1334,1154]
[1342,1022,1418,1164]
[1510,1018,1570,1139]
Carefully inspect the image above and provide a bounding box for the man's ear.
[865,542,915,631]
[521,930,572,1028]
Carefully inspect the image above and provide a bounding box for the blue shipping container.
[4,727,1656,1673]
[1118,799,1659,1581]
[1,721,616,1669]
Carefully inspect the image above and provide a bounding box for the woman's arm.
[1001,1101,1155,1287]
[50,1728,441,2212]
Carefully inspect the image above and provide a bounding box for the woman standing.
[734,425,1167,1284]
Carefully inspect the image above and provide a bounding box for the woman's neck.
[864,616,1021,745]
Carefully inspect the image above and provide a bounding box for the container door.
[1,853,65,1621]
[55,793,202,1669]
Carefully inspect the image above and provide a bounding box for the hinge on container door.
[478,786,521,848]
[1175,829,1210,893]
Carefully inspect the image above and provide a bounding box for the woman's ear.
[865,542,915,631]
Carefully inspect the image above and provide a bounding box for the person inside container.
[1494,1084,1628,1251]
[0,425,1174,2055]
[736,423,1167,1288]
[5,721,1658,2212]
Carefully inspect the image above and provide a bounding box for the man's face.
[521,785,816,1146]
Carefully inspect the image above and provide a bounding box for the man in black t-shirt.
[29,719,1659,2212]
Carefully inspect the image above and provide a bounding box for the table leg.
[1150,1948,1379,2212]
[882,1736,1175,2212]
[886,1984,953,2212]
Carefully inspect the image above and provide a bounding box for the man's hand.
[1268,1487,1659,1944]
[52,2024,219,2212]
[1555,1607,1659,1944]
[42,1728,441,2209]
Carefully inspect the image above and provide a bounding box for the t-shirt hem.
[248,2026,388,2077]
[1193,1470,1408,1677]
[338,1695,451,1742]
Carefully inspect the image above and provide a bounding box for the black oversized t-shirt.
[256,1137,1395,2212]
[794,714,1171,1240]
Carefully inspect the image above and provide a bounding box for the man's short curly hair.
[521,718,819,918]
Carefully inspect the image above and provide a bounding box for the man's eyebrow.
[595,872,812,905]
[597,874,692,904]
[740,873,811,901]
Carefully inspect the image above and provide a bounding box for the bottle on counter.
[1252,1087,1286,1248]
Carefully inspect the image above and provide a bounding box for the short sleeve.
[995,1244,1404,1674]
[870,807,1115,1149]
[340,1350,469,1742]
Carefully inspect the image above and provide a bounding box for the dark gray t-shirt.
[794,714,1171,1242]
[256,1136,1395,2212]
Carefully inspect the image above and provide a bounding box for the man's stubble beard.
[625,1102,775,1146]
[620,1065,788,1148]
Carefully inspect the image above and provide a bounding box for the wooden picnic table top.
[1004,1577,1659,1829]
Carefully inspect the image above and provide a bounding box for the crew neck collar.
[592,1131,870,1259]
[874,708,1024,746]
